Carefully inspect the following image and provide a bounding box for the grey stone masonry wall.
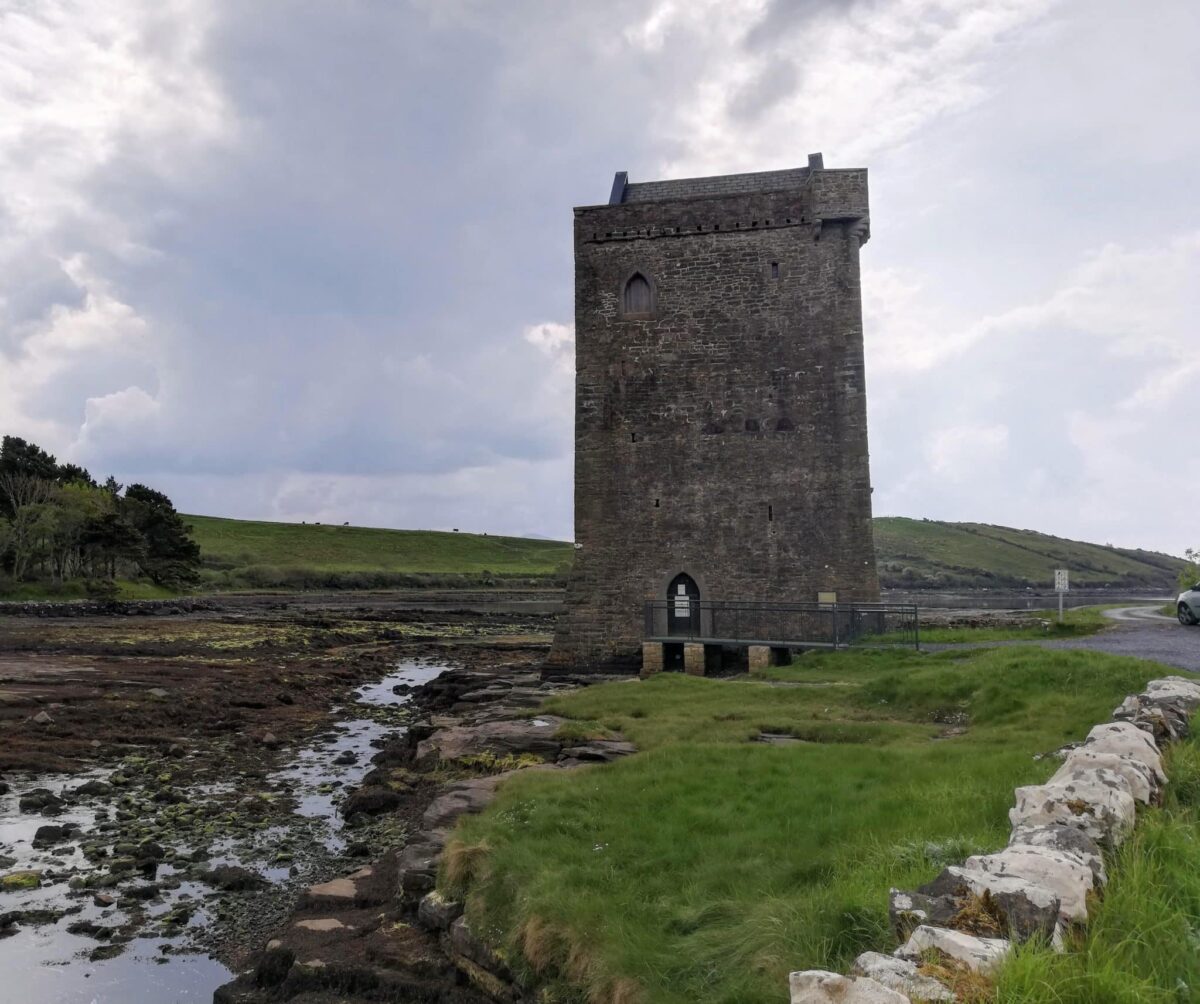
[548,157,879,673]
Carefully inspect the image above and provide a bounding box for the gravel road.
[1038,605,1200,672]
[926,605,1200,673]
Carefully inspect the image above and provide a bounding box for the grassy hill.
[185,515,573,590]
[177,514,1182,593]
[874,517,1183,591]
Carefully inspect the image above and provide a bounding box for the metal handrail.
[643,599,920,650]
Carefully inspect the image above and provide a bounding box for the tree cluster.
[0,435,201,592]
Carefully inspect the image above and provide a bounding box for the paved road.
[1037,605,1200,672]
[927,605,1200,673]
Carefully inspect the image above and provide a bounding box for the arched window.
[623,273,653,315]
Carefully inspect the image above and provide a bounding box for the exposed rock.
[333,750,357,766]
[0,870,41,891]
[895,925,1010,973]
[137,840,165,860]
[415,716,566,764]
[558,741,638,763]
[1083,722,1165,784]
[396,830,447,896]
[447,916,512,982]
[70,779,113,798]
[1143,676,1200,711]
[1053,748,1156,804]
[910,865,1060,939]
[201,865,268,891]
[32,710,54,726]
[962,846,1093,922]
[788,970,910,1003]
[300,865,392,909]
[253,945,295,987]
[295,918,349,932]
[18,788,64,814]
[850,952,954,1002]
[417,889,463,932]
[32,824,65,846]
[340,785,402,818]
[421,774,507,830]
[1009,772,1137,848]
[1008,824,1107,885]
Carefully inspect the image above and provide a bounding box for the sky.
[0,0,1196,555]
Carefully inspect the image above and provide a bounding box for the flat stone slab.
[295,918,350,932]
[304,878,355,901]
[850,952,954,1002]
[789,969,910,1003]
[896,925,1010,974]
[415,717,567,764]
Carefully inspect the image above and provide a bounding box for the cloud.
[926,423,1009,479]
[0,0,1196,555]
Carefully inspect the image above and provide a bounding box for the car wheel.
[1180,604,1200,626]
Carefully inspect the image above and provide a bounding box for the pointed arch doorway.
[666,572,700,636]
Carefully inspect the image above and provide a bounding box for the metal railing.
[643,599,920,650]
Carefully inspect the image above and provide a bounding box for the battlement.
[574,154,868,246]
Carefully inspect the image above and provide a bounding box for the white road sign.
[1054,569,1069,592]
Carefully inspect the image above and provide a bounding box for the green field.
[5,512,1182,600]
[184,513,1183,593]
[441,646,1172,1004]
[874,517,1183,591]
[183,514,573,590]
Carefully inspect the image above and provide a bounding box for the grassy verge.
[995,733,1200,1003]
[903,605,1114,645]
[440,647,1164,1004]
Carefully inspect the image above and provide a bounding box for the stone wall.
[788,675,1200,1002]
[548,160,879,672]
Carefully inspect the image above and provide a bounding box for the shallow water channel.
[0,660,445,1004]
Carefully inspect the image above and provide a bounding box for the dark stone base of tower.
[548,155,879,674]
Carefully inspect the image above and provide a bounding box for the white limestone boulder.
[1053,748,1156,804]
[1084,722,1164,784]
[788,970,910,1003]
[1008,823,1107,886]
[963,846,1094,922]
[1143,676,1200,711]
[850,953,954,1002]
[907,866,1060,941]
[1010,772,1137,848]
[895,925,1010,974]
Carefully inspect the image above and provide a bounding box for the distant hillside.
[183,514,1183,593]
[185,515,573,590]
[874,517,1183,591]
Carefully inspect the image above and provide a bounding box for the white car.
[1179,584,1200,626]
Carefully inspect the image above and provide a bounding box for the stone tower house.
[547,154,879,673]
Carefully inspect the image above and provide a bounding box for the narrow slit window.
[770,262,780,279]
[768,505,774,522]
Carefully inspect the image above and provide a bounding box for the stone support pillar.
[640,642,664,678]
[683,643,706,676]
[748,645,771,672]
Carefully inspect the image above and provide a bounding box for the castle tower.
[548,154,879,672]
